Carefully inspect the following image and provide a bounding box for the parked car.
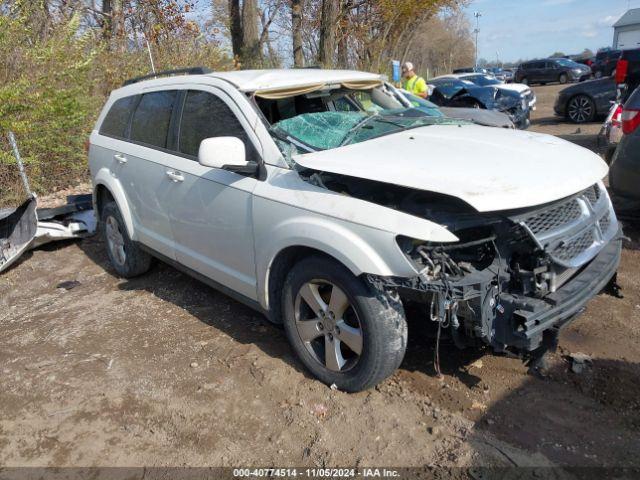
[396,89,515,128]
[427,77,531,128]
[554,77,617,123]
[90,67,621,392]
[591,50,621,79]
[488,67,513,82]
[616,48,640,104]
[598,102,623,163]
[439,73,537,110]
[515,58,591,85]
[452,67,488,74]
[609,86,640,212]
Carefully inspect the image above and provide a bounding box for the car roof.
[115,68,385,97]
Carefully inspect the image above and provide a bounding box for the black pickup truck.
[617,48,640,102]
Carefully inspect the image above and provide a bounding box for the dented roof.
[207,69,384,93]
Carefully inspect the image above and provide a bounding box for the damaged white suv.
[89,67,622,392]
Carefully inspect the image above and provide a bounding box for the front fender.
[93,168,136,240]
[255,214,417,311]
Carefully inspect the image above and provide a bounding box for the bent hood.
[498,83,530,95]
[293,124,608,212]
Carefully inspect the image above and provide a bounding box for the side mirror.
[198,136,247,169]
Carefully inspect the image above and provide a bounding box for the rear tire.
[559,73,568,84]
[521,77,529,86]
[282,256,407,392]
[594,70,603,79]
[101,201,152,278]
[567,94,595,123]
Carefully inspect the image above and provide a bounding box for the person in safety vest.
[401,62,428,99]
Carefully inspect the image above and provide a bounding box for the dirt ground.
[1,84,639,474]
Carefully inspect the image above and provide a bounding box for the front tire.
[101,201,152,278]
[282,256,407,392]
[559,73,568,84]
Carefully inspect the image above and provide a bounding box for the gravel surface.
[1,84,638,471]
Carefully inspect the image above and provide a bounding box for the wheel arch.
[92,169,136,239]
[258,220,409,323]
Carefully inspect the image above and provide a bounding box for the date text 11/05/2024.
[233,468,401,478]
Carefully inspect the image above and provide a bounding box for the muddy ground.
[1,84,639,474]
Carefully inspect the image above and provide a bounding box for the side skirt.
[137,243,271,320]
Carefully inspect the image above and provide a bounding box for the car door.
[161,88,261,300]
[108,90,180,259]
[546,61,560,82]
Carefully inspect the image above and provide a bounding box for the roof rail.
[122,67,213,86]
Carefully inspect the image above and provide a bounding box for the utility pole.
[474,12,482,69]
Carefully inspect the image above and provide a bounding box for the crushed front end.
[370,182,622,356]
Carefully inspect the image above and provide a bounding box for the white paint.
[294,124,608,212]
[617,29,640,49]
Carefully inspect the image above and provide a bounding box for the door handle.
[166,170,184,183]
[114,153,127,164]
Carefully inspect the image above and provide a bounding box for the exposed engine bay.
[300,168,622,359]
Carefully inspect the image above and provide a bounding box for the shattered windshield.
[271,111,466,152]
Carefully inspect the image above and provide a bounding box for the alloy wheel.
[568,96,594,123]
[294,280,363,372]
[105,215,126,266]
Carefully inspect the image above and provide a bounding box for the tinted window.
[130,91,177,148]
[179,90,257,161]
[100,96,137,138]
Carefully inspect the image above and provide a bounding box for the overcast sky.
[463,0,638,63]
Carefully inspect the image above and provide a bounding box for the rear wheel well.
[267,246,353,324]
[95,184,115,219]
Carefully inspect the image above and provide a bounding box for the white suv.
[89,67,622,391]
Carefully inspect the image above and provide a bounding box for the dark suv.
[515,58,591,85]
[591,50,621,79]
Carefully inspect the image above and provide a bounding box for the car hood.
[293,124,608,212]
[497,83,530,95]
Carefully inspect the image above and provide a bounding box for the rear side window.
[100,96,137,138]
[131,90,177,148]
[178,90,258,161]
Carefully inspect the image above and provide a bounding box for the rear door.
[94,91,179,259]
[542,61,557,82]
[162,88,261,300]
[118,90,180,258]
[528,62,542,82]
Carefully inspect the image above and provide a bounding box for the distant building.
[614,8,640,50]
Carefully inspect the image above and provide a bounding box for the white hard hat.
[402,62,414,71]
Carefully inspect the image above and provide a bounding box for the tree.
[291,0,304,67]
[241,0,261,65]
[318,0,338,67]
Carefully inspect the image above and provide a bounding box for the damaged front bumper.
[369,235,621,353]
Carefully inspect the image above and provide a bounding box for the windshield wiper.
[340,114,408,146]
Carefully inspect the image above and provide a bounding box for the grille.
[551,229,595,262]
[583,184,601,206]
[524,200,582,235]
[599,211,611,233]
[512,183,616,268]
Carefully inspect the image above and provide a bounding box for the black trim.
[167,90,186,152]
[124,94,143,140]
[123,67,213,86]
[138,243,269,317]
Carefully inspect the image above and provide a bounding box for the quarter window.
[179,90,257,161]
[100,96,138,138]
[130,90,177,148]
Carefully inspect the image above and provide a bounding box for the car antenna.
[143,32,156,74]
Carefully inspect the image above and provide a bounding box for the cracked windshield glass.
[268,87,465,152]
